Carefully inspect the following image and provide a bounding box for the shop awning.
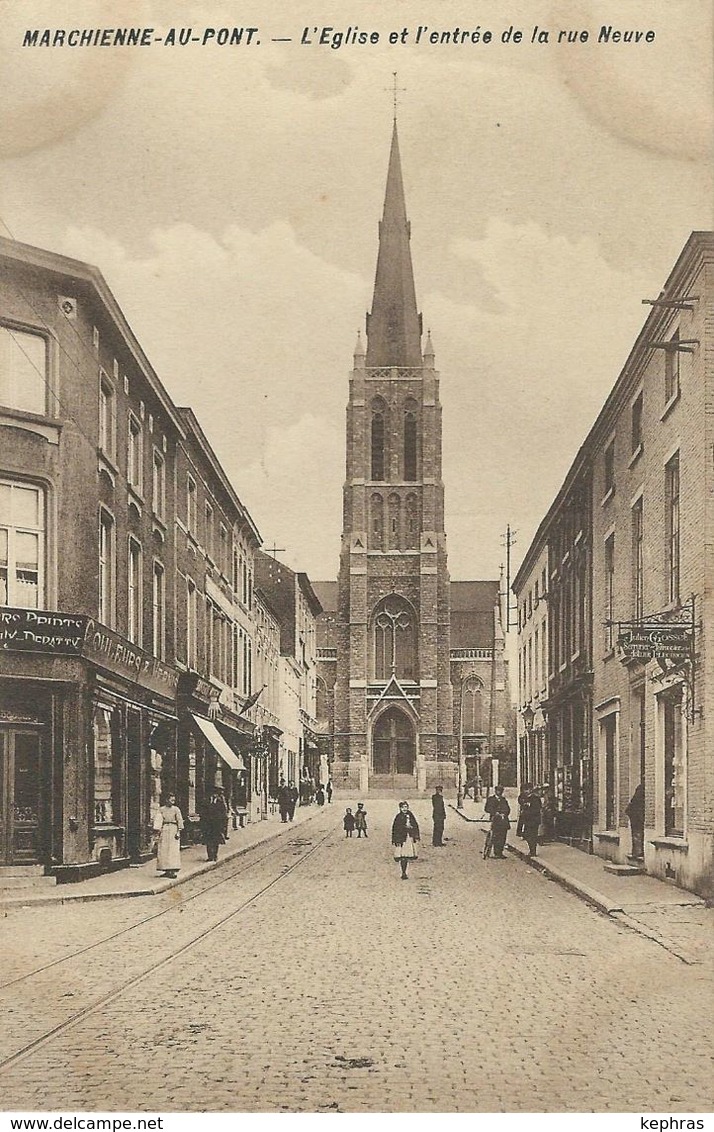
[191,714,246,771]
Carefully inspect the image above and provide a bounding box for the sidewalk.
[0,805,322,910]
[450,800,711,964]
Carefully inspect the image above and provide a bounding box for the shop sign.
[1,607,178,698]
[0,608,85,654]
[618,622,692,662]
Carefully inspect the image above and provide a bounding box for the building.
[0,235,266,877]
[315,123,514,794]
[513,544,549,792]
[516,232,714,897]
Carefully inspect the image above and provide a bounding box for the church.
[313,122,514,795]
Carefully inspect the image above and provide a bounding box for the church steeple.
[365,121,422,367]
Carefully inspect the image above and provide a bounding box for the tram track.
[0,821,337,1074]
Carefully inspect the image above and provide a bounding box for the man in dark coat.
[484,785,511,858]
[277,779,290,823]
[520,786,542,858]
[287,780,298,821]
[431,784,447,846]
[201,786,229,862]
[625,783,645,859]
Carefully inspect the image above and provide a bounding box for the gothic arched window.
[462,676,485,736]
[387,492,401,551]
[372,595,417,681]
[405,493,419,550]
[371,397,386,481]
[370,493,384,550]
[404,398,418,481]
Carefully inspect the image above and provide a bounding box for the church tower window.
[370,493,384,550]
[372,595,417,681]
[405,493,419,550]
[388,492,401,551]
[371,398,386,481]
[404,399,418,481]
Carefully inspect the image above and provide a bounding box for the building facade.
[315,124,514,794]
[514,544,549,792]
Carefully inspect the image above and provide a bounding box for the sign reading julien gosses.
[618,622,693,662]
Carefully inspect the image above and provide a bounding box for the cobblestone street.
[1,801,712,1113]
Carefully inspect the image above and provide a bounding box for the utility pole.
[500,524,517,630]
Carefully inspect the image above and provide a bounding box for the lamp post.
[457,681,466,809]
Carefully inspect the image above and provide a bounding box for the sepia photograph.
[0,0,712,1118]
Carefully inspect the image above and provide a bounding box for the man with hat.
[201,785,229,862]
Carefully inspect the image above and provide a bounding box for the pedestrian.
[520,786,542,858]
[326,778,333,804]
[277,779,290,823]
[516,782,531,838]
[625,782,645,859]
[315,782,325,807]
[484,785,510,859]
[391,800,420,879]
[343,807,356,837]
[200,785,228,862]
[354,802,368,838]
[287,780,298,821]
[431,784,446,846]
[153,792,184,878]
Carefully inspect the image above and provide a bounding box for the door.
[126,710,143,860]
[0,728,42,865]
[372,708,416,785]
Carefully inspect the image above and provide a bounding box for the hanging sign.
[618,622,693,662]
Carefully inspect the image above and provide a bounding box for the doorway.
[371,707,416,787]
[0,728,42,864]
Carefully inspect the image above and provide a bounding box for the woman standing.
[391,801,420,880]
[153,792,184,878]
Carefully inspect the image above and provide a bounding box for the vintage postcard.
[0,0,712,1119]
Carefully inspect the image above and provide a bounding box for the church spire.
[365,120,422,367]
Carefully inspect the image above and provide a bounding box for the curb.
[0,810,322,911]
[448,803,488,825]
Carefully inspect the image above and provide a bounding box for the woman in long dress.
[153,793,184,877]
[391,800,420,880]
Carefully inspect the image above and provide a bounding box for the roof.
[450,580,500,611]
[312,581,337,611]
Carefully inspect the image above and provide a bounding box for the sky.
[1,0,712,583]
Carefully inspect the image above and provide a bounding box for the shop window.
[665,452,680,605]
[99,508,115,627]
[662,686,684,836]
[99,372,115,458]
[93,706,116,825]
[373,596,417,681]
[127,414,143,492]
[0,480,45,608]
[0,324,47,415]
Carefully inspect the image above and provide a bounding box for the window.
[665,329,680,404]
[187,476,197,533]
[604,533,615,651]
[371,399,385,481]
[152,561,165,660]
[370,493,384,550]
[127,415,143,491]
[205,502,214,559]
[186,578,197,668]
[404,403,417,481]
[632,497,644,619]
[219,524,228,575]
[232,545,239,594]
[127,538,142,645]
[534,626,540,688]
[0,325,47,415]
[631,391,643,454]
[602,713,617,830]
[99,372,115,457]
[665,452,680,605]
[93,705,116,825]
[662,686,684,836]
[461,677,484,735]
[373,596,417,681]
[99,509,115,626]
[604,439,615,497]
[387,493,401,551]
[152,449,165,518]
[405,493,419,550]
[0,481,45,608]
[205,598,214,674]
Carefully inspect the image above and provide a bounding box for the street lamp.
[457,681,466,809]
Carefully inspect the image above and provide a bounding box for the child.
[355,802,368,838]
[343,807,356,837]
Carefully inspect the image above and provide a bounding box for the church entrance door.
[371,707,415,788]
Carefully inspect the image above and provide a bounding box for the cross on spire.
[387,72,406,121]
[265,543,286,558]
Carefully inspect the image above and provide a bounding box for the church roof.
[312,580,337,611]
[365,121,422,367]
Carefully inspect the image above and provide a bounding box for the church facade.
[314,124,514,795]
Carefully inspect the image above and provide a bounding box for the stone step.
[0,864,45,878]
[0,874,57,889]
[603,861,647,876]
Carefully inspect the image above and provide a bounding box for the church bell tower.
[332,121,454,793]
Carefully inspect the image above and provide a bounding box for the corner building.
[320,124,512,793]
